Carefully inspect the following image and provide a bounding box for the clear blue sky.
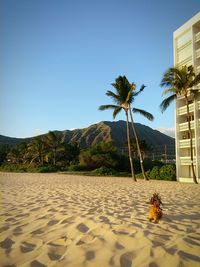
[1,0,200,138]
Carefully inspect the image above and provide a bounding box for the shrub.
[148,164,176,181]
[37,165,58,173]
[149,166,160,180]
[92,166,118,176]
[159,164,176,181]
[0,163,38,172]
[68,164,90,171]
[0,163,61,173]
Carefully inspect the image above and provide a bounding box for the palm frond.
[160,67,183,89]
[133,84,146,97]
[113,106,122,119]
[132,108,154,121]
[99,104,120,111]
[160,94,176,113]
[111,76,131,102]
[106,90,120,104]
[161,87,177,96]
[189,73,200,88]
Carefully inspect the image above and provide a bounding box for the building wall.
[173,12,200,183]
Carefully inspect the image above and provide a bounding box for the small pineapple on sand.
[148,192,163,223]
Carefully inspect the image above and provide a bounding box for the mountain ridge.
[0,120,175,151]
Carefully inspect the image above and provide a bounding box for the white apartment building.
[173,12,200,183]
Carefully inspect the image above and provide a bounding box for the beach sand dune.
[0,173,200,267]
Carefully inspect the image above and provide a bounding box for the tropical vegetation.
[160,65,200,184]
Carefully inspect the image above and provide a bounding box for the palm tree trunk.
[129,108,149,181]
[125,110,136,181]
[185,95,197,184]
[53,148,56,166]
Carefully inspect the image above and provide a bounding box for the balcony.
[196,48,200,59]
[179,121,194,131]
[177,103,194,115]
[180,156,196,165]
[179,138,195,148]
[196,66,200,74]
[179,177,194,183]
[195,32,200,42]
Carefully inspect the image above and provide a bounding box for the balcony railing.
[179,138,195,148]
[196,66,200,74]
[180,156,196,165]
[179,121,195,131]
[177,103,194,115]
[195,32,200,42]
[196,48,200,59]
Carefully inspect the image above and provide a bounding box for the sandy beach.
[0,173,200,267]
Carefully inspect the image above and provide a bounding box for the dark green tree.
[28,136,47,165]
[79,142,119,169]
[7,142,28,164]
[0,144,11,165]
[58,142,80,166]
[45,131,64,165]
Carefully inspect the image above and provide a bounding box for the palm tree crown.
[99,76,153,120]
[160,65,200,112]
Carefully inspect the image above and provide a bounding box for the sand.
[0,173,200,267]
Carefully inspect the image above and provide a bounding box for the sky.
[1,0,200,138]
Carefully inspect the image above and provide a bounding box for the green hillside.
[0,121,175,152]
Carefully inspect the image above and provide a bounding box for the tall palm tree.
[28,136,46,164]
[127,84,154,180]
[45,131,64,166]
[99,76,136,180]
[7,142,28,164]
[99,76,154,181]
[160,65,200,184]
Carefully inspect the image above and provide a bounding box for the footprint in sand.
[13,226,23,236]
[115,242,125,250]
[0,238,15,250]
[30,207,41,212]
[5,217,16,222]
[20,241,36,253]
[149,262,159,267]
[120,252,134,267]
[48,252,62,261]
[30,260,47,267]
[0,225,10,232]
[31,228,44,235]
[85,250,95,260]
[76,234,95,245]
[47,220,59,226]
[77,223,89,233]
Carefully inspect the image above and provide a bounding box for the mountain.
[0,135,31,147]
[0,121,175,152]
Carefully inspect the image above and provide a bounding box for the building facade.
[173,12,200,183]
